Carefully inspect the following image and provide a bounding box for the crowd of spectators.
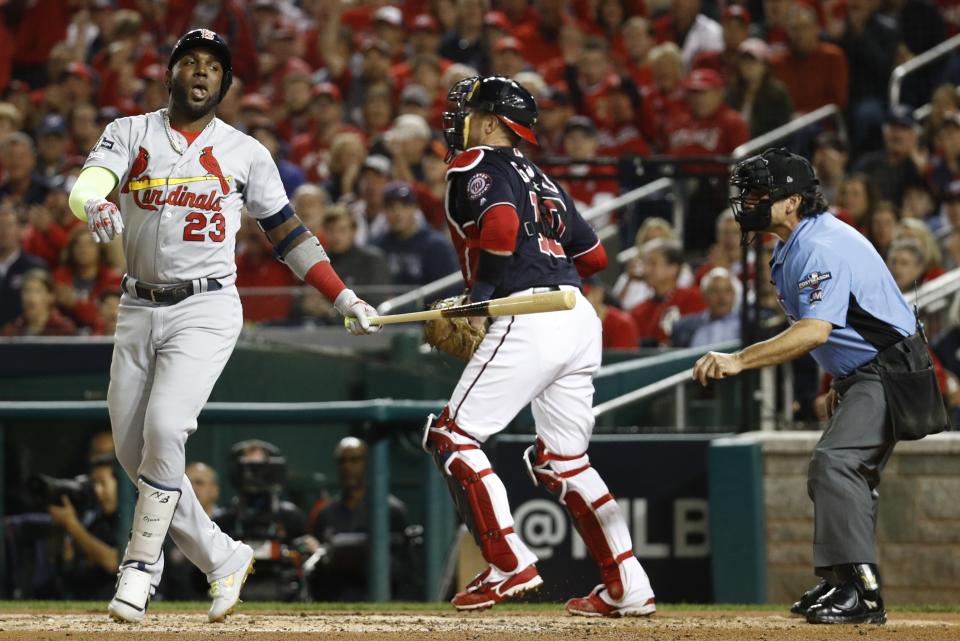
[1,0,959,388]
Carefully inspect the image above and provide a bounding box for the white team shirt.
[83,109,288,286]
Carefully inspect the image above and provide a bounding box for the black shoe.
[790,580,834,615]
[806,564,886,625]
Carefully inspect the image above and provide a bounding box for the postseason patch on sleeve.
[798,271,831,290]
[93,137,115,151]
[467,172,492,200]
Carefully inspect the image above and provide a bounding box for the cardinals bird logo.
[200,147,230,195]
[122,147,150,193]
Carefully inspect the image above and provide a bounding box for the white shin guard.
[127,477,181,564]
[112,565,152,615]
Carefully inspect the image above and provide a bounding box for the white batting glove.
[84,197,124,243]
[334,289,381,335]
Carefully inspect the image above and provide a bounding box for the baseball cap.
[942,111,960,129]
[62,62,94,82]
[738,38,770,61]
[280,58,313,83]
[384,181,416,203]
[240,93,272,113]
[762,148,819,197]
[944,179,960,202]
[885,104,916,128]
[539,86,569,109]
[37,113,68,137]
[143,63,166,82]
[494,37,523,54]
[564,115,596,137]
[362,154,393,176]
[375,6,403,27]
[484,10,511,32]
[97,106,121,124]
[683,68,724,91]
[400,83,432,107]
[411,13,438,32]
[386,113,431,141]
[722,5,752,24]
[814,131,849,154]
[312,81,342,101]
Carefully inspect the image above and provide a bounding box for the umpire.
[693,148,950,625]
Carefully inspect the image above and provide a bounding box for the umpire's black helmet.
[168,29,233,101]
[443,76,538,158]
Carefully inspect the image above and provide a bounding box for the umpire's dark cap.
[764,149,818,198]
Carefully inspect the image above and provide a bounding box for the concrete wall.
[759,431,960,604]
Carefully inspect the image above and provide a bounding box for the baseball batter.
[67,30,379,623]
[423,76,656,616]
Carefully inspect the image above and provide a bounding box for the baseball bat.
[367,290,577,326]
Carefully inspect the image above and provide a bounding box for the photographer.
[215,440,312,601]
[47,456,119,599]
[8,456,120,599]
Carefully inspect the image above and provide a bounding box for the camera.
[218,440,305,601]
[25,474,94,513]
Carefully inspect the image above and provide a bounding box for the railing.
[732,104,847,159]
[889,32,960,108]
[593,368,694,430]
[376,178,675,315]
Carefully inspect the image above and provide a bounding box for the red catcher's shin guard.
[525,440,632,600]
[424,408,520,573]
[446,456,519,573]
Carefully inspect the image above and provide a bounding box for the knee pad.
[524,439,633,600]
[127,476,181,564]
[423,408,519,572]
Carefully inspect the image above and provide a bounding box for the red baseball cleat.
[451,564,543,611]
[565,585,657,618]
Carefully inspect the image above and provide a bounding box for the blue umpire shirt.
[770,212,916,378]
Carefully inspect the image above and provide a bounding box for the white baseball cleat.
[108,565,153,623]
[207,544,255,623]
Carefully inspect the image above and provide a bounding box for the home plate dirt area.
[0,603,957,641]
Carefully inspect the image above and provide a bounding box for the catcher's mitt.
[423,296,487,361]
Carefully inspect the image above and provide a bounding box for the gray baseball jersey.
[84,108,288,286]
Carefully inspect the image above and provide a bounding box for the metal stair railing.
[889,33,960,108]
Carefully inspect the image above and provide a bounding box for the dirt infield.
[0,605,958,641]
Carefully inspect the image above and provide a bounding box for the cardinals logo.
[199,146,230,195]
[122,147,150,193]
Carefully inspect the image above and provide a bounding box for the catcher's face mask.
[442,77,481,162]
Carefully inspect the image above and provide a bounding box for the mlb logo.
[200,29,216,40]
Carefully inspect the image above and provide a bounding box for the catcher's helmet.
[442,76,538,159]
[729,148,820,241]
[168,29,233,101]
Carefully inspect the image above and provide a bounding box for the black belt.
[122,275,223,305]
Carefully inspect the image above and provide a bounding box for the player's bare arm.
[693,318,832,385]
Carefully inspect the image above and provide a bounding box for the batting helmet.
[442,76,538,159]
[168,29,233,102]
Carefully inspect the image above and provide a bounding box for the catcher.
[421,76,657,616]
